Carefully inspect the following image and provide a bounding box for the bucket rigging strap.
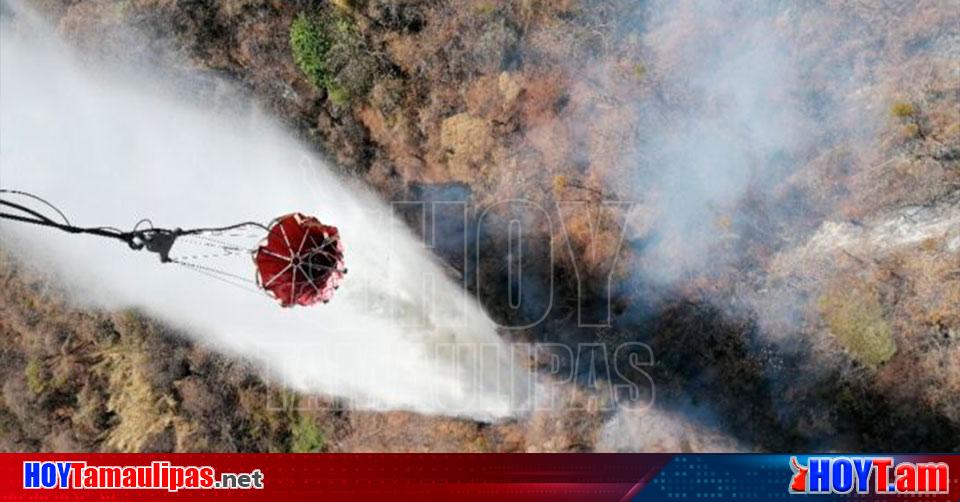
[0,189,266,288]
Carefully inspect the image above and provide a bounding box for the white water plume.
[0,2,530,420]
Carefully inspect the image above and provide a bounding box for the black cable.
[0,190,269,266]
[0,189,71,224]
[0,211,133,242]
[0,199,57,224]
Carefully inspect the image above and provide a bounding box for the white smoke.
[627,0,807,282]
[0,2,530,420]
[596,406,744,453]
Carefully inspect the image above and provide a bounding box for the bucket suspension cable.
[0,189,268,263]
[0,189,347,307]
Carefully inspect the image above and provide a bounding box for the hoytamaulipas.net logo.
[789,456,948,495]
[23,460,264,492]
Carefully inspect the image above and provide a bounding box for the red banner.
[1,453,671,501]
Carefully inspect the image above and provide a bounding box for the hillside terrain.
[1,0,957,452]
